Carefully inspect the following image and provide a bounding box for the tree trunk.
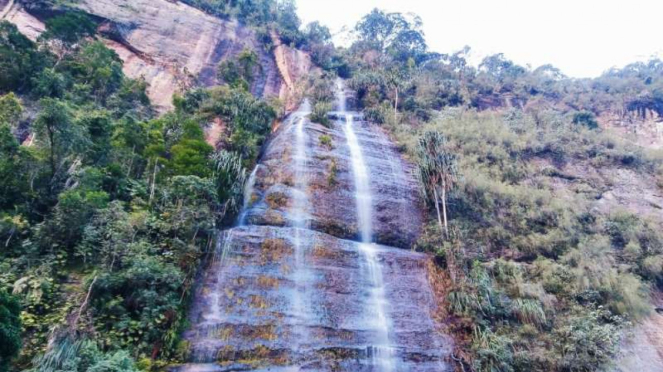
[441,179,449,236]
[47,125,56,178]
[394,86,399,121]
[433,187,443,232]
[149,158,159,205]
[72,275,97,330]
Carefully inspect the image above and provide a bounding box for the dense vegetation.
[2,1,663,372]
[341,8,663,372]
[0,10,276,371]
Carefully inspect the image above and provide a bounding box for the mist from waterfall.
[337,80,397,371]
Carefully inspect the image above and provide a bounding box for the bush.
[319,134,333,149]
[572,111,599,130]
[554,309,623,372]
[0,291,21,372]
[310,101,332,126]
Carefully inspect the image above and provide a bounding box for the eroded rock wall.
[175,101,449,371]
[8,0,314,113]
[244,112,423,249]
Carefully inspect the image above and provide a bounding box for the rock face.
[244,104,423,249]
[180,226,450,371]
[10,0,313,112]
[2,0,45,41]
[175,87,450,371]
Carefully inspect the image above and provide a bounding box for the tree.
[572,111,599,130]
[275,0,302,45]
[0,124,30,209]
[212,150,246,221]
[0,290,21,372]
[0,93,23,127]
[217,48,259,90]
[0,21,47,93]
[354,9,426,63]
[416,131,458,235]
[168,120,214,177]
[65,41,124,102]
[303,21,335,69]
[41,12,96,46]
[34,98,86,177]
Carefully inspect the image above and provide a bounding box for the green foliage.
[572,111,599,130]
[41,12,97,46]
[0,21,49,93]
[0,124,31,210]
[416,131,457,233]
[218,48,259,90]
[91,255,184,353]
[34,98,86,177]
[354,9,427,63]
[0,291,21,372]
[310,101,331,126]
[0,93,23,127]
[212,150,246,221]
[181,0,305,46]
[0,4,282,369]
[319,134,333,149]
[31,336,139,372]
[197,87,276,161]
[169,121,214,177]
[554,309,624,372]
[327,158,338,187]
[403,107,660,371]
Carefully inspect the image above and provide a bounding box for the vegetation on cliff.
[1,1,663,372]
[0,9,276,370]
[342,8,663,372]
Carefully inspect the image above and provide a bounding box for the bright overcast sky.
[296,0,663,78]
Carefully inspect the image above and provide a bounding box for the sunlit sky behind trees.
[297,0,663,78]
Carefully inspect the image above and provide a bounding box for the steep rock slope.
[245,90,423,249]
[1,0,45,40]
[9,0,312,112]
[175,90,450,371]
[532,154,663,372]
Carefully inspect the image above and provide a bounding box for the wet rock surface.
[176,98,450,371]
[244,111,423,249]
[176,226,451,372]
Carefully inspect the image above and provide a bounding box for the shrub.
[572,111,599,130]
[0,291,21,372]
[310,101,332,126]
[554,309,623,372]
[319,134,333,149]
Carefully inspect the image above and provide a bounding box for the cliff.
[5,0,314,113]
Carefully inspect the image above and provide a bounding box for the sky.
[296,0,663,78]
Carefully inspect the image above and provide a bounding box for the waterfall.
[338,81,397,371]
[176,85,450,372]
[289,100,314,350]
[237,165,259,226]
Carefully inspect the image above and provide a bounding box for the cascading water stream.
[237,165,260,227]
[177,84,450,372]
[288,100,314,354]
[338,81,397,371]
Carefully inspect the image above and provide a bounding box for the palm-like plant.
[212,150,247,221]
[416,131,458,236]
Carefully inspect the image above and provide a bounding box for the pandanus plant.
[212,150,247,220]
[416,131,458,236]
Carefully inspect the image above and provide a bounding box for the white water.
[339,81,396,371]
[237,165,260,226]
[289,101,313,360]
